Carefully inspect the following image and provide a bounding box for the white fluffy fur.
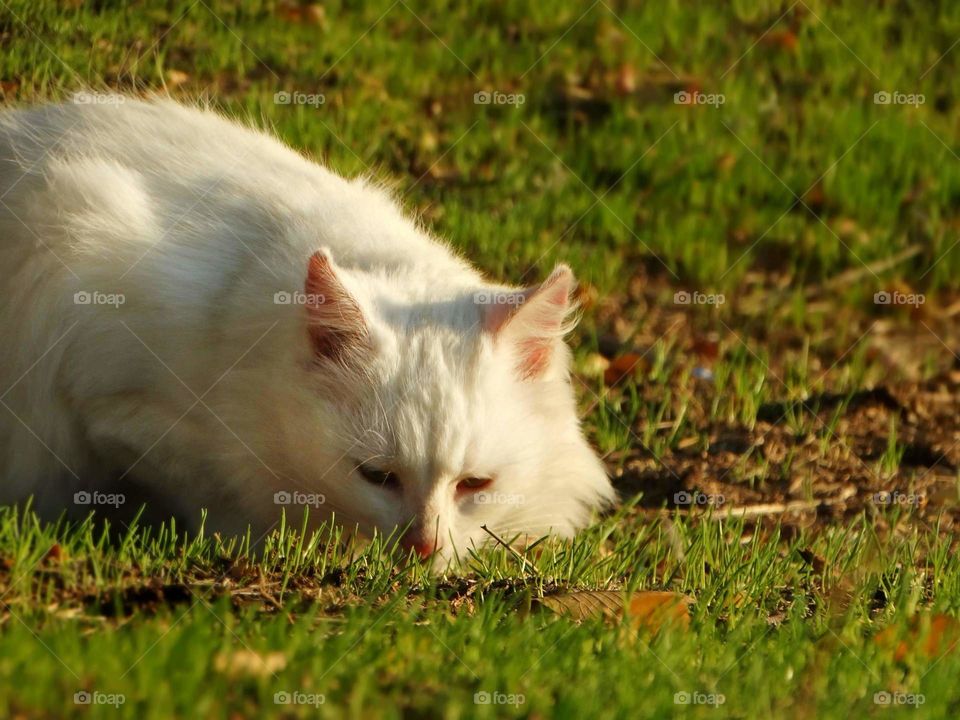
[0,97,615,562]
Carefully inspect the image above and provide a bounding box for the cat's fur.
[0,97,615,562]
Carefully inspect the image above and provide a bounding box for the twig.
[480,525,540,576]
[709,499,823,519]
[641,497,849,520]
[807,243,922,298]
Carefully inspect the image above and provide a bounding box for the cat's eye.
[456,476,493,493]
[356,462,400,489]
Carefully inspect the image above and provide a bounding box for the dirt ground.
[587,263,960,541]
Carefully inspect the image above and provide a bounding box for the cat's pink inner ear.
[484,265,575,379]
[304,251,367,361]
[481,289,531,334]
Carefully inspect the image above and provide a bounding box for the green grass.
[3,505,960,718]
[4,0,960,297]
[3,1,960,717]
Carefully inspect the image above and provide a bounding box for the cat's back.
[0,95,340,214]
[0,96,475,286]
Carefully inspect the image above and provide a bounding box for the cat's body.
[0,97,614,561]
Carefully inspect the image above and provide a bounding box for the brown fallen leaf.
[276,1,303,22]
[692,334,720,362]
[277,3,327,24]
[166,70,190,88]
[536,590,692,633]
[580,352,610,379]
[574,281,599,311]
[303,4,326,26]
[603,352,646,385]
[615,63,637,96]
[875,613,960,662]
[762,30,798,52]
[43,544,63,563]
[627,591,693,631]
[0,79,20,98]
[214,649,287,678]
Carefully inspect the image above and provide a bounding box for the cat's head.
[289,249,616,563]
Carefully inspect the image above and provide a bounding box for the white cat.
[0,96,615,562]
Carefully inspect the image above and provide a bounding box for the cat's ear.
[303,250,368,362]
[482,264,577,380]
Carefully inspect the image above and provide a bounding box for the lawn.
[2,1,960,717]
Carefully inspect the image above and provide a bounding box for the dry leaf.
[214,649,287,678]
[537,590,692,633]
[304,4,326,26]
[43,544,63,563]
[615,63,637,95]
[574,281,599,310]
[166,70,190,87]
[875,613,960,662]
[277,2,327,26]
[627,591,693,631]
[762,30,798,51]
[538,589,623,620]
[604,352,646,385]
[276,1,302,22]
[692,334,720,362]
[581,352,610,378]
